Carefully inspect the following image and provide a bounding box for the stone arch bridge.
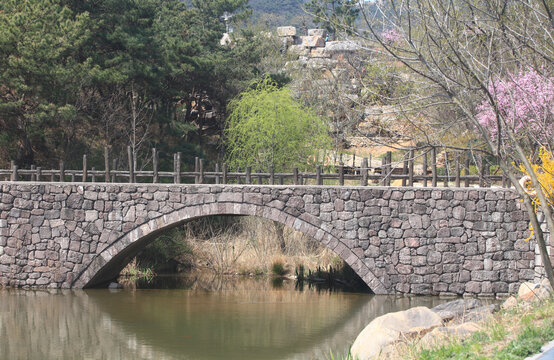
[0,183,542,296]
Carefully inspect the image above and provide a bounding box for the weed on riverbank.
[400,298,554,360]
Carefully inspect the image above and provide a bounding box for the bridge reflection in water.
[0,278,447,360]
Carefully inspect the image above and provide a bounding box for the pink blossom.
[476,68,554,142]
[381,29,400,44]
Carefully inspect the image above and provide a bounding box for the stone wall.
[0,182,543,296]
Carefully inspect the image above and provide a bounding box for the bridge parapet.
[0,182,542,296]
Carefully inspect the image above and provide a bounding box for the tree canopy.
[224,78,331,172]
[0,0,264,169]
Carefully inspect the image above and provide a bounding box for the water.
[0,275,449,360]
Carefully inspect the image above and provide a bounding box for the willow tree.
[224,77,331,253]
[224,77,331,173]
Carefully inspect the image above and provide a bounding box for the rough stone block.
[277,26,297,37]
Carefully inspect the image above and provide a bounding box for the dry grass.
[183,216,339,276]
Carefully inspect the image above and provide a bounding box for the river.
[0,275,449,360]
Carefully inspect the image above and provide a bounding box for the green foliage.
[0,0,265,169]
[417,301,554,360]
[137,228,192,269]
[224,77,331,172]
[270,260,287,276]
[248,0,310,28]
[304,0,359,38]
[0,0,92,165]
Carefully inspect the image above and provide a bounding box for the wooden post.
[30,165,36,182]
[36,167,42,182]
[152,148,158,183]
[423,151,428,187]
[279,175,284,185]
[339,163,344,186]
[245,166,251,184]
[431,147,437,187]
[81,154,87,182]
[408,150,414,187]
[270,166,275,185]
[174,152,181,184]
[381,156,387,186]
[236,167,241,184]
[111,159,117,183]
[198,158,204,184]
[222,163,228,184]
[59,161,65,182]
[127,146,134,183]
[91,167,96,182]
[368,154,372,172]
[455,151,461,187]
[194,157,199,184]
[464,153,470,187]
[50,172,55,182]
[352,154,356,168]
[484,160,490,187]
[215,163,220,184]
[361,158,368,186]
[293,168,299,185]
[479,155,485,187]
[257,170,262,185]
[402,153,408,186]
[71,172,75,182]
[385,151,392,186]
[10,161,17,181]
[104,146,110,183]
[316,165,322,185]
[443,150,449,187]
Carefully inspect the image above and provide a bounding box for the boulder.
[541,278,553,292]
[452,304,498,324]
[277,26,296,37]
[287,45,310,57]
[419,322,482,348]
[309,47,330,58]
[108,282,122,289]
[324,40,360,53]
[299,36,325,48]
[308,28,327,37]
[431,299,482,322]
[351,306,442,360]
[501,296,518,310]
[518,282,540,299]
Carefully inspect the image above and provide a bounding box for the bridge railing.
[0,147,512,188]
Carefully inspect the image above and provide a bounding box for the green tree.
[224,77,331,172]
[304,0,359,39]
[0,0,92,166]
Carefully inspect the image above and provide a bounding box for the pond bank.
[347,279,554,360]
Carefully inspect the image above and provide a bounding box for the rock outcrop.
[350,306,442,359]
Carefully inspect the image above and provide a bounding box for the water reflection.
[0,277,449,360]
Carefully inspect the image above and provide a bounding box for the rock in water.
[108,282,122,289]
[351,306,442,360]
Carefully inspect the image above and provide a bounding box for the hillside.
[249,0,312,28]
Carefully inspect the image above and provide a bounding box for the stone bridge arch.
[73,199,387,293]
[0,182,543,296]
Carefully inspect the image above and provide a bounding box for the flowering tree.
[476,68,554,150]
[319,0,554,286]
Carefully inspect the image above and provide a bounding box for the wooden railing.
[0,147,512,188]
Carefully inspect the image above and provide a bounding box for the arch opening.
[73,203,387,294]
